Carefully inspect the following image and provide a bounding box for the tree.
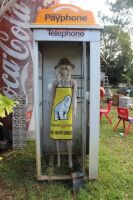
[99,0,133,27]
[99,0,133,85]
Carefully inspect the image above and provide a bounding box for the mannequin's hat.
[55,58,75,70]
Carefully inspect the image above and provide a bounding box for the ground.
[0,105,133,199]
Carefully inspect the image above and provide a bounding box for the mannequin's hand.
[73,110,76,118]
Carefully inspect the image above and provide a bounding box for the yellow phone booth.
[30,4,103,181]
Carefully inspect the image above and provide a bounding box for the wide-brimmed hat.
[55,58,75,70]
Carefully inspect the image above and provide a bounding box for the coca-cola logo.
[0,0,59,130]
[0,2,32,99]
[0,1,34,129]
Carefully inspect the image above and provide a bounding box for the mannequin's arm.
[50,80,57,114]
[72,79,77,118]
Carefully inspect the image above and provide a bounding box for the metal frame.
[30,25,102,29]
[31,25,102,180]
[89,41,100,179]
[82,42,87,173]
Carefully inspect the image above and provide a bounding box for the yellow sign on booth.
[33,4,96,26]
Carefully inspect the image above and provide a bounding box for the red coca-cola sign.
[0,0,59,130]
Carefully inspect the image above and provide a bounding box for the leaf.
[0,122,3,126]
[0,93,18,125]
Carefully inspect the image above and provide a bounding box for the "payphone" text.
[45,14,87,23]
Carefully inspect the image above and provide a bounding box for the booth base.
[39,152,87,181]
[38,175,72,181]
[37,175,88,181]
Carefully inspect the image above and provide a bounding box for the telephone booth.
[30,4,103,180]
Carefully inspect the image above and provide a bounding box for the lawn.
[0,106,133,200]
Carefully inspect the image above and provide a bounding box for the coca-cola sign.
[0,0,59,130]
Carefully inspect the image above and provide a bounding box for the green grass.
[0,107,133,200]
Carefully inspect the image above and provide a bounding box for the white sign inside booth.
[33,29,100,41]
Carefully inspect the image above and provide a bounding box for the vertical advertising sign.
[0,0,59,131]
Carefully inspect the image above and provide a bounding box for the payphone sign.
[34,29,99,41]
[48,29,85,38]
[33,4,96,26]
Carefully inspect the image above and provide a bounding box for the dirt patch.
[0,183,16,200]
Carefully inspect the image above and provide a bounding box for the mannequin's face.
[59,65,70,77]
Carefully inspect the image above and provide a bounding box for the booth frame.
[31,24,103,180]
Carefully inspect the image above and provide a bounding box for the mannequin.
[50,58,77,168]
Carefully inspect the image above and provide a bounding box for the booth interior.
[38,41,90,176]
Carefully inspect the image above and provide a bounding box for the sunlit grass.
[0,107,133,199]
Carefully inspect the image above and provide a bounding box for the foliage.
[0,93,18,125]
[101,26,133,85]
[99,0,133,86]
[101,0,133,27]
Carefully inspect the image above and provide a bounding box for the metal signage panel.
[12,95,26,149]
[33,29,100,42]
[33,4,96,26]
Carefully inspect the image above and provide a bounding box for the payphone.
[30,4,103,180]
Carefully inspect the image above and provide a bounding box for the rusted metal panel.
[12,95,26,149]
